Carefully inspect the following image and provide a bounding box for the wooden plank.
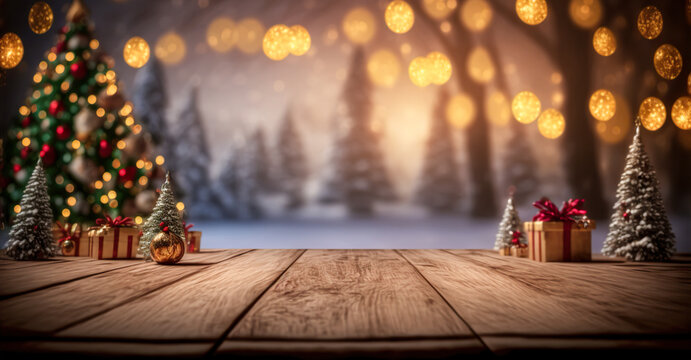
[229,249,479,341]
[0,341,211,357]
[0,249,249,336]
[57,249,303,340]
[400,250,691,337]
[482,336,691,355]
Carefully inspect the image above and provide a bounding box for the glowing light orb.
[342,7,376,44]
[385,0,415,34]
[263,24,292,61]
[512,91,541,124]
[237,18,265,54]
[653,44,682,80]
[596,94,630,144]
[467,46,494,83]
[589,89,616,121]
[367,49,401,87]
[155,32,186,65]
[568,0,602,29]
[537,109,565,139]
[592,27,616,56]
[460,0,493,32]
[207,17,238,53]
[486,91,511,126]
[515,0,547,26]
[28,2,53,34]
[123,36,150,68]
[0,32,24,69]
[638,96,666,131]
[427,51,452,85]
[671,96,691,130]
[446,93,476,129]
[289,25,311,56]
[637,6,663,39]
[408,56,431,87]
[422,0,457,20]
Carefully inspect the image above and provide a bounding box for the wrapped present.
[498,247,511,256]
[87,215,140,259]
[184,221,202,253]
[524,198,595,262]
[54,222,90,256]
[511,244,529,258]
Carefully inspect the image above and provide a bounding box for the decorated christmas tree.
[275,110,308,209]
[494,192,525,250]
[416,87,462,213]
[1,0,161,223]
[6,159,55,260]
[602,123,675,262]
[139,172,185,259]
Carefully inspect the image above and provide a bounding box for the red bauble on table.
[56,125,71,140]
[39,144,57,165]
[49,100,64,116]
[70,61,87,79]
[98,139,112,158]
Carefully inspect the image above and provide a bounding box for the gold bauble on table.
[150,231,185,265]
[61,239,75,254]
[653,44,683,80]
[637,5,663,39]
[28,2,54,35]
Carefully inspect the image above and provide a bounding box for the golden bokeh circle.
[427,51,452,85]
[467,46,494,83]
[568,0,602,29]
[512,91,541,124]
[515,0,548,26]
[409,56,431,87]
[207,17,238,53]
[263,24,292,61]
[446,93,476,129]
[537,109,566,139]
[638,96,666,131]
[671,96,691,130]
[385,0,415,34]
[289,25,311,56]
[422,0,457,20]
[367,49,401,87]
[342,7,376,44]
[460,0,493,32]
[28,2,53,34]
[0,32,24,69]
[155,32,186,65]
[237,18,265,54]
[595,94,630,144]
[589,89,616,121]
[592,27,616,56]
[486,91,511,126]
[637,5,663,39]
[123,36,150,68]
[653,44,683,80]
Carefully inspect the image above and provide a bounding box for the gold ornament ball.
[467,46,495,83]
[460,0,493,32]
[568,0,602,29]
[149,231,185,265]
[671,96,691,130]
[537,109,566,139]
[0,33,24,69]
[427,51,452,85]
[123,36,150,69]
[385,0,415,34]
[486,91,511,126]
[638,96,666,131]
[342,7,376,44]
[207,17,238,53]
[61,239,75,255]
[595,94,630,144]
[289,25,311,56]
[236,18,265,54]
[592,27,616,56]
[263,24,292,61]
[446,93,476,129]
[155,32,186,65]
[28,2,54,35]
[653,44,683,80]
[589,89,616,121]
[422,0,456,20]
[515,0,548,26]
[512,91,541,124]
[637,6,663,39]
[367,49,401,88]
[408,56,431,87]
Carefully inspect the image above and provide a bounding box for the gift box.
[184,222,201,253]
[498,247,512,256]
[511,245,529,258]
[87,216,140,259]
[524,198,595,262]
[54,222,90,256]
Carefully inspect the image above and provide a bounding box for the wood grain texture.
[57,249,303,340]
[401,250,691,337]
[0,249,249,336]
[482,336,691,355]
[0,341,212,357]
[229,250,476,340]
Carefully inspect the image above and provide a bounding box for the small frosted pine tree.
[494,192,525,250]
[139,172,185,259]
[602,123,675,261]
[276,110,308,209]
[6,159,55,260]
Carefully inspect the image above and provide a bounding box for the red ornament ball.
[39,144,56,165]
[20,146,31,159]
[98,139,112,158]
[13,164,21,173]
[118,166,136,182]
[49,100,64,116]
[70,61,87,79]
[56,125,71,140]
[21,116,31,128]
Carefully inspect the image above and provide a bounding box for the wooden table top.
[0,249,689,358]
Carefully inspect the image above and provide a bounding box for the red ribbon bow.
[96,215,134,228]
[532,198,586,223]
[183,221,194,237]
[56,222,82,243]
[511,231,526,247]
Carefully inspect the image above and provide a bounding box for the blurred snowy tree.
[132,58,168,146]
[502,122,538,205]
[275,110,308,209]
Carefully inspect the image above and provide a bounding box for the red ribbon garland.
[96,215,134,228]
[532,198,586,261]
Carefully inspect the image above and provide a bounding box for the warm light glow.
[18,105,30,116]
[653,44,682,80]
[135,216,143,225]
[515,0,547,25]
[100,195,109,204]
[367,49,401,87]
[176,202,185,211]
[90,39,99,50]
[263,24,292,61]
[422,0,457,20]
[289,25,311,56]
[109,200,118,208]
[638,96,666,131]
[486,91,511,126]
[108,190,117,199]
[67,196,77,206]
[55,64,65,74]
[385,0,415,34]
[568,0,602,29]
[236,18,265,54]
[342,7,376,44]
[207,17,238,53]
[592,27,616,56]
[671,96,691,130]
[136,159,145,168]
[65,52,75,62]
[69,93,78,103]
[87,94,97,104]
[112,159,121,168]
[155,155,165,165]
[94,180,103,189]
[66,183,75,193]
[123,36,150,68]
[28,2,53,34]
[467,46,494,83]
[155,32,186,65]
[512,91,541,124]
[33,73,42,83]
[13,205,21,214]
[61,208,71,218]
[589,89,616,121]
[446,93,476,129]
[106,84,118,96]
[409,52,452,87]
[125,116,135,126]
[103,172,112,182]
[537,109,565,139]
[96,108,106,117]
[0,32,24,69]
[138,176,148,186]
[116,140,126,150]
[21,137,30,147]
[460,0,493,32]
[637,6,663,39]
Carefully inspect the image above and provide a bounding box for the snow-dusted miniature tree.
[133,58,168,146]
[416,87,462,213]
[275,110,308,209]
[139,172,185,258]
[502,123,538,205]
[494,192,525,250]
[6,159,55,260]
[602,123,675,261]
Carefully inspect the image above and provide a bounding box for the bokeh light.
[207,17,238,53]
[0,33,24,69]
[408,56,431,87]
[671,96,691,130]
[568,0,602,29]
[515,0,548,26]
[367,49,401,87]
[263,24,292,61]
[592,27,616,56]
[289,25,311,56]
[467,46,494,83]
[123,36,150,68]
[385,0,415,34]
[409,52,452,87]
[486,91,511,126]
[512,91,541,124]
[637,6,663,39]
[460,0,493,32]
[596,94,630,144]
[638,96,666,131]
[537,109,565,139]
[236,18,265,54]
[653,44,683,80]
[589,89,616,121]
[422,0,457,20]
[155,32,186,65]
[28,2,54,34]
[342,7,376,44]
[446,93,476,129]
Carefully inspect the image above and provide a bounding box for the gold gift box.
[88,226,140,259]
[52,223,90,257]
[186,231,202,253]
[524,221,595,262]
